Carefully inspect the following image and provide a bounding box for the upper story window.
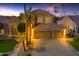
[37,17,43,23]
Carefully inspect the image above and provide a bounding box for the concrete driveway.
[31,38,78,56]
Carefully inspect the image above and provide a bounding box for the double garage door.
[34,31,52,39]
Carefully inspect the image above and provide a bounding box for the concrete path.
[10,44,21,56]
[31,38,77,56]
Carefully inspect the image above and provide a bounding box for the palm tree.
[24,4,37,50]
[27,7,32,48]
[24,5,32,49]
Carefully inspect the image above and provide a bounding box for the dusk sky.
[0,3,79,16]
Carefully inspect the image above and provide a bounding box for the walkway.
[10,44,21,56]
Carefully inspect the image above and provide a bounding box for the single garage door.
[54,31,63,39]
[34,31,52,39]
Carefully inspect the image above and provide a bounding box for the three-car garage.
[33,24,65,39]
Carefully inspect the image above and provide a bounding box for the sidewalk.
[10,44,21,56]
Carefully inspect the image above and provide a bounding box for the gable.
[68,16,79,28]
[58,16,76,30]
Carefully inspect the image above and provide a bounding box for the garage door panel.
[34,31,52,39]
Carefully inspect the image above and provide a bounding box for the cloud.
[0,7,19,16]
[47,3,62,8]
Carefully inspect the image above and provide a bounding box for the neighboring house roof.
[68,16,79,27]
[0,16,10,24]
[33,23,64,31]
[5,16,18,23]
[0,16,19,24]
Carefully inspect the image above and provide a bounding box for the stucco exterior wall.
[37,15,53,24]
[45,16,53,24]
[58,16,76,30]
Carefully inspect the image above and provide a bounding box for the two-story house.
[31,9,66,39]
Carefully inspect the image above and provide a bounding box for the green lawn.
[68,38,79,51]
[0,39,17,53]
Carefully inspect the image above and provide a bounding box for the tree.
[0,23,4,29]
[54,6,59,16]
[24,4,36,48]
[17,22,25,33]
[17,22,26,51]
[24,6,32,49]
[54,16,58,23]
[53,6,60,23]
[54,16,62,23]
[0,23,4,36]
[26,7,33,50]
[24,4,38,52]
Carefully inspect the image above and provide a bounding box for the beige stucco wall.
[45,16,53,24]
[58,16,76,30]
[37,15,53,24]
